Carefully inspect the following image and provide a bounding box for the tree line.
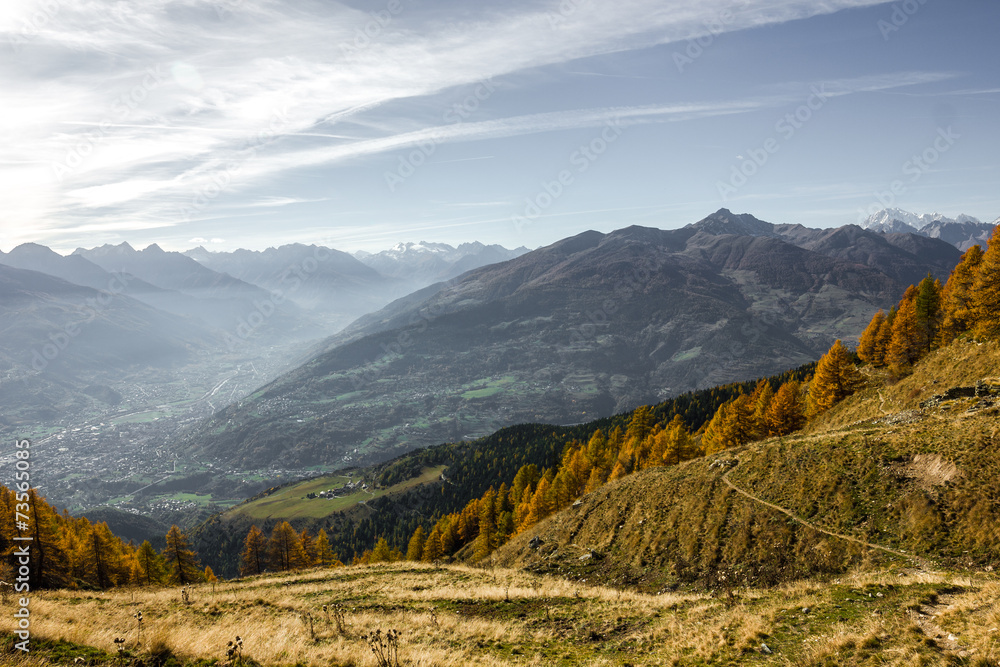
[236,522,343,575]
[857,234,1000,372]
[0,487,208,589]
[377,224,1000,565]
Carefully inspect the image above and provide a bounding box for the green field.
[461,375,517,399]
[110,411,166,424]
[157,492,230,506]
[234,465,447,521]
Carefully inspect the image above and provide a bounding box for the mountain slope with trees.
[183,210,959,470]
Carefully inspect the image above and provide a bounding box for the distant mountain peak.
[73,241,136,257]
[862,208,984,232]
[9,242,60,257]
[143,243,166,254]
[688,209,775,237]
[861,208,994,251]
[355,240,530,283]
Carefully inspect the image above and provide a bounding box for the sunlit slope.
[12,562,1000,666]
[495,340,1000,589]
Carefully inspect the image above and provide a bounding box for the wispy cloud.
[0,0,910,247]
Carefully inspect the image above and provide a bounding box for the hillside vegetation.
[6,562,999,666]
[494,339,1000,586]
[184,211,960,470]
[195,365,814,577]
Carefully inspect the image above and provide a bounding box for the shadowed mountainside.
[182,210,960,469]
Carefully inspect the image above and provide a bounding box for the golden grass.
[809,338,1000,432]
[5,562,999,666]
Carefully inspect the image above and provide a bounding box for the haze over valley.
[4,1,1000,664]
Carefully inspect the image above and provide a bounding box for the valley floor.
[3,562,998,666]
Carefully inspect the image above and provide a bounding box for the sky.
[1,0,999,254]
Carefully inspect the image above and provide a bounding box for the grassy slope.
[493,340,1000,593]
[7,563,999,666]
[232,466,446,521]
[9,345,1000,666]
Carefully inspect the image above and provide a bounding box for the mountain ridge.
[861,207,996,250]
[181,210,961,470]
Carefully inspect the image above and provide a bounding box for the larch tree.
[521,476,553,531]
[764,380,805,436]
[406,526,426,561]
[857,310,887,366]
[938,245,984,344]
[421,525,443,562]
[370,537,392,563]
[509,464,540,509]
[701,394,755,455]
[649,415,689,466]
[238,525,268,576]
[473,487,498,560]
[314,529,339,567]
[135,540,166,585]
[163,525,202,585]
[28,489,70,588]
[971,226,1000,339]
[913,274,942,352]
[751,380,774,440]
[807,340,863,416]
[874,306,896,364]
[267,521,309,572]
[439,517,460,558]
[886,299,921,374]
[299,529,319,567]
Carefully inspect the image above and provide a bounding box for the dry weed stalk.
[225,635,244,666]
[301,611,316,641]
[366,628,401,667]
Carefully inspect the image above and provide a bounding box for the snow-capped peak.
[386,241,455,257]
[862,209,986,234]
[955,214,984,226]
[861,208,922,234]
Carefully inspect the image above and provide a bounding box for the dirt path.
[909,593,965,652]
[720,462,931,568]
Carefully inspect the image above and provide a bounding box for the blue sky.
[2,0,998,253]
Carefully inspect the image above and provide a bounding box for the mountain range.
[181,209,964,470]
[861,208,999,250]
[0,238,536,437]
[354,241,530,285]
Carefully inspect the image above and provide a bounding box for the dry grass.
[810,338,1000,431]
[4,562,999,666]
